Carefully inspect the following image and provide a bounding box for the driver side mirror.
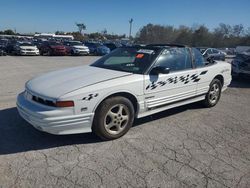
[150,66,170,75]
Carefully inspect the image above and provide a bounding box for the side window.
[206,49,212,55]
[192,48,206,68]
[212,49,219,54]
[155,48,192,72]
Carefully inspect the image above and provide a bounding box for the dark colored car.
[197,47,225,61]
[84,42,110,56]
[231,51,250,79]
[104,42,122,51]
[5,40,17,54]
[0,47,7,56]
[0,39,8,56]
[39,41,68,56]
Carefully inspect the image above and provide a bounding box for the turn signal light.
[55,101,74,107]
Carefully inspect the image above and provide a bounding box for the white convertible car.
[17,44,231,140]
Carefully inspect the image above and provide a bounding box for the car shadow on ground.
[229,77,250,88]
[0,103,204,155]
[134,102,204,126]
[0,107,102,155]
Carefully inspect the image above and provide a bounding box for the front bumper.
[16,92,93,135]
[20,50,40,55]
[52,50,68,55]
[73,49,90,55]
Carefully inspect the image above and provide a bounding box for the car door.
[192,48,211,96]
[144,47,198,109]
[41,42,49,54]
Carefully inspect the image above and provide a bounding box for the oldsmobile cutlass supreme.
[17,44,232,140]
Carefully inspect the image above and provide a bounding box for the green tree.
[75,23,86,34]
[55,31,65,35]
[3,29,15,35]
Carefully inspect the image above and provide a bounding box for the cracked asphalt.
[0,56,250,188]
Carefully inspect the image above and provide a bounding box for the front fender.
[92,89,140,113]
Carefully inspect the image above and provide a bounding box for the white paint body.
[17,61,231,135]
[19,45,40,55]
[71,45,90,55]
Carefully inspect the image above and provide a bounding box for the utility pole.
[129,18,133,39]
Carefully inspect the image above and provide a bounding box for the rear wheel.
[203,79,222,107]
[92,96,134,140]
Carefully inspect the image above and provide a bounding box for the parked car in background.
[40,41,68,56]
[63,41,89,55]
[104,42,121,51]
[17,44,231,140]
[13,42,40,56]
[236,46,250,54]
[0,39,8,56]
[5,40,17,54]
[0,47,7,56]
[33,39,46,49]
[197,47,226,61]
[231,51,250,79]
[84,42,110,55]
[219,48,236,56]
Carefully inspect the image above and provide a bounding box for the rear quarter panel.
[196,61,231,96]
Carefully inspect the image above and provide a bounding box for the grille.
[26,52,36,55]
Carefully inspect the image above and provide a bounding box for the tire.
[92,96,135,140]
[203,78,222,107]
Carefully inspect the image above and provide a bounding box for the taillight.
[55,101,74,107]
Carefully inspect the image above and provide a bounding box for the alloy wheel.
[104,104,129,135]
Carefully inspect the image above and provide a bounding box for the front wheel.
[203,79,222,107]
[92,96,135,140]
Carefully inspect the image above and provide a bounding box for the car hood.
[20,46,38,50]
[26,65,132,99]
[73,45,88,49]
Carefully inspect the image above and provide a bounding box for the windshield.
[68,41,82,46]
[49,42,61,46]
[86,43,101,47]
[19,43,34,46]
[91,47,160,74]
[196,48,206,54]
